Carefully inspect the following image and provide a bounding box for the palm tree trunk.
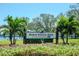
[56,27,59,44]
[9,30,12,45]
[13,33,16,45]
[74,33,77,39]
[61,33,65,44]
[66,33,69,44]
[23,28,27,44]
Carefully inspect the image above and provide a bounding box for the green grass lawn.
[0,39,79,56]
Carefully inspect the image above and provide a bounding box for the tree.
[19,17,29,44]
[67,3,79,38]
[57,15,79,44]
[65,15,79,44]
[55,13,66,44]
[29,14,56,33]
[57,15,68,44]
[4,15,13,45]
[0,15,28,45]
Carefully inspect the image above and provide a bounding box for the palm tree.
[67,4,79,39]
[4,15,13,45]
[57,15,67,44]
[19,17,29,44]
[65,15,79,44]
[57,15,79,44]
[0,15,27,45]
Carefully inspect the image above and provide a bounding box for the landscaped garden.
[0,39,79,56]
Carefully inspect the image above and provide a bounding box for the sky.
[0,3,73,25]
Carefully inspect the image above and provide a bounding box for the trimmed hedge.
[25,39,53,44]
